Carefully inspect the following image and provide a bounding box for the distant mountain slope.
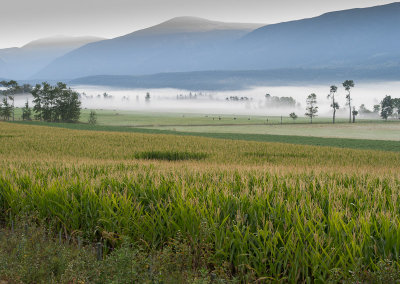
[70,67,400,91]
[224,2,400,70]
[33,17,264,80]
[0,58,5,76]
[34,2,400,82]
[0,36,105,80]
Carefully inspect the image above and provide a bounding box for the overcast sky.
[0,0,396,48]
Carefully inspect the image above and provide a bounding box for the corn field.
[1,122,400,282]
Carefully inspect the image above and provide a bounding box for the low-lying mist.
[13,81,399,118]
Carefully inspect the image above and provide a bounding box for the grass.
[13,107,389,126]
[1,122,400,282]
[134,151,208,161]
[10,120,400,152]
[0,221,227,283]
[147,122,400,141]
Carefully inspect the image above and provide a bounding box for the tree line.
[296,80,400,123]
[0,81,81,122]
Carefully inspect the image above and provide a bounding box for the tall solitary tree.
[88,110,97,125]
[305,93,318,124]
[327,85,339,124]
[343,80,355,123]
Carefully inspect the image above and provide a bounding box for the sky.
[0,0,396,49]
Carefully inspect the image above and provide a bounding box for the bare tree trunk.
[333,97,336,124]
[348,94,351,123]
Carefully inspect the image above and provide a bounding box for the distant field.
[13,107,384,126]
[148,123,400,141]
[9,120,400,153]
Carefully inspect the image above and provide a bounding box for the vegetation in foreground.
[1,122,400,282]
[0,221,228,283]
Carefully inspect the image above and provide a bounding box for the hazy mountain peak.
[22,35,106,49]
[132,16,265,36]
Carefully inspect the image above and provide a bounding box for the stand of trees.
[379,95,400,120]
[265,94,297,108]
[0,80,20,121]
[32,82,81,122]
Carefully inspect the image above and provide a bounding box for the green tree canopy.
[32,82,81,122]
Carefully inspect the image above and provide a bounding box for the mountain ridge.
[0,36,105,80]
[32,17,266,79]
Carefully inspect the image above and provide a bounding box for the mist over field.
[11,81,397,117]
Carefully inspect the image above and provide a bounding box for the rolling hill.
[0,36,105,80]
[33,17,263,80]
[3,2,400,87]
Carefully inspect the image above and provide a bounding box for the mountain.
[34,2,400,84]
[33,17,263,80]
[0,36,105,80]
[70,67,400,91]
[221,2,400,71]
[0,58,5,76]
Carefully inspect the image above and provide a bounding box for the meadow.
[1,121,400,282]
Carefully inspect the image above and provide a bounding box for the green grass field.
[147,123,400,141]
[1,121,400,282]
[3,109,400,282]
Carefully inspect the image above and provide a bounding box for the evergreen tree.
[88,110,97,125]
[22,100,32,121]
[0,97,12,120]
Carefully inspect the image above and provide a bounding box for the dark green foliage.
[0,223,227,283]
[21,100,32,121]
[392,98,400,118]
[88,110,97,125]
[134,150,207,161]
[0,97,12,120]
[0,80,19,121]
[352,106,358,123]
[380,95,393,120]
[32,82,81,122]
[289,112,298,120]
